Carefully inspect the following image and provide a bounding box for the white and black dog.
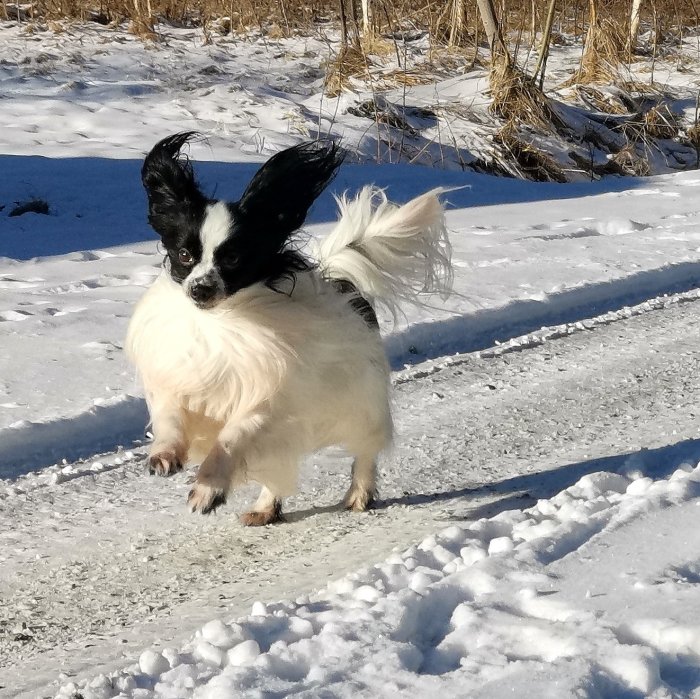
[126,133,452,525]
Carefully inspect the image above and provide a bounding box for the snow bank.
[56,463,700,698]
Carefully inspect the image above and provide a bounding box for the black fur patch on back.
[332,279,379,329]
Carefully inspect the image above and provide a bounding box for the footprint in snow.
[43,306,86,317]
[0,277,44,289]
[614,188,680,198]
[0,309,33,322]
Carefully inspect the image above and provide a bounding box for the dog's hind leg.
[342,412,391,512]
[343,452,378,512]
[240,486,283,526]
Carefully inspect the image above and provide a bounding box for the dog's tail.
[314,187,453,318]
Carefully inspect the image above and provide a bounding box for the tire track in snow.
[388,261,700,366]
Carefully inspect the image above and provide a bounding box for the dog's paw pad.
[148,452,182,477]
[188,483,227,514]
[343,487,376,512]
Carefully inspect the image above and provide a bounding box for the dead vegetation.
[3,0,698,47]
[488,60,556,129]
[324,44,368,96]
[494,121,568,182]
[4,0,700,182]
[568,0,627,85]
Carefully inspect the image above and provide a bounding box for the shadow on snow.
[288,438,700,524]
[1,152,649,259]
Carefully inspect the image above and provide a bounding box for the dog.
[126,133,452,525]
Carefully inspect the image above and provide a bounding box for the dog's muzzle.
[189,276,219,307]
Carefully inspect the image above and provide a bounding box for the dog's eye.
[178,248,194,266]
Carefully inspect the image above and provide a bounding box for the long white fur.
[314,186,452,318]
[126,187,451,513]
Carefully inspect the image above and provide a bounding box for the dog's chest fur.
[126,274,293,422]
[127,272,386,424]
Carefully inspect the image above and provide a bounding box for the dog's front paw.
[188,482,227,514]
[343,486,376,512]
[148,451,183,477]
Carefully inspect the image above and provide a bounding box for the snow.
[1,18,700,699]
[53,464,700,699]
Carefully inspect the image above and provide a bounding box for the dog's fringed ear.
[237,141,344,245]
[141,132,209,240]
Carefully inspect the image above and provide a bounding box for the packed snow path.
[3,297,700,697]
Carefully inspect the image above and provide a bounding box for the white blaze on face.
[186,201,231,297]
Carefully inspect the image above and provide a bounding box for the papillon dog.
[126,133,452,525]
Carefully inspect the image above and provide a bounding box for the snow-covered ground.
[2,20,700,699]
[55,463,700,699]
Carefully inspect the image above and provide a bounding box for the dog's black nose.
[189,277,217,305]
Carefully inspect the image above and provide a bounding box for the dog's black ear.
[237,141,344,244]
[141,132,209,240]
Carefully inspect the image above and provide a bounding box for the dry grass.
[360,33,396,57]
[5,0,699,47]
[376,68,435,88]
[567,16,626,85]
[686,122,700,167]
[323,44,369,97]
[609,145,650,175]
[615,101,680,146]
[687,123,700,148]
[8,197,51,217]
[574,85,635,114]
[489,59,556,130]
[493,120,567,182]
[642,103,679,139]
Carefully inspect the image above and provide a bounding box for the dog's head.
[141,132,344,308]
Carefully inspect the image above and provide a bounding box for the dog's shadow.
[285,438,700,524]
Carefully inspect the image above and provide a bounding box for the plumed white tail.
[314,187,453,318]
